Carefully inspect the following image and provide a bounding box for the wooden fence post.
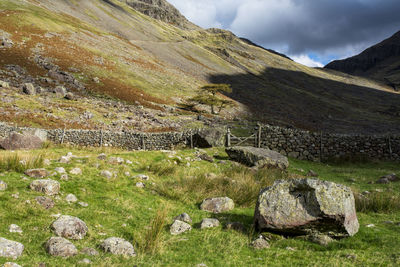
[388,136,393,159]
[141,135,146,151]
[100,130,103,147]
[226,128,231,147]
[190,130,194,149]
[257,123,262,148]
[61,128,66,144]
[319,131,323,162]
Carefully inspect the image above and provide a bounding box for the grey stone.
[2,262,22,267]
[0,238,24,259]
[193,128,225,148]
[23,83,35,95]
[134,174,149,180]
[199,153,213,162]
[0,181,7,191]
[30,179,60,195]
[8,225,22,234]
[307,234,334,246]
[254,179,359,238]
[25,168,49,178]
[60,174,69,181]
[307,170,319,177]
[0,132,43,150]
[55,167,66,174]
[80,247,99,256]
[100,237,136,257]
[377,173,398,184]
[97,153,107,160]
[200,218,220,229]
[173,213,192,224]
[65,194,78,203]
[64,92,75,101]
[51,215,88,240]
[101,170,113,179]
[78,202,89,207]
[136,182,145,188]
[69,168,82,175]
[35,196,55,209]
[0,81,10,88]
[22,129,47,142]
[226,146,289,170]
[108,157,124,165]
[78,258,91,264]
[200,197,234,214]
[53,86,67,97]
[45,237,77,257]
[170,220,191,235]
[251,235,270,249]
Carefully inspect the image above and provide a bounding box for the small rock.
[108,157,124,165]
[43,159,51,166]
[200,218,220,229]
[173,213,192,224]
[53,86,67,97]
[199,154,213,162]
[200,197,235,213]
[124,172,131,177]
[170,220,191,235]
[101,170,113,179]
[2,262,22,267]
[35,196,55,209]
[80,247,99,256]
[126,160,133,165]
[251,235,270,249]
[78,258,91,265]
[307,170,318,177]
[134,174,149,180]
[65,194,78,203]
[11,193,19,199]
[25,169,49,178]
[51,215,88,240]
[0,238,24,259]
[30,179,60,195]
[0,180,7,191]
[9,224,22,234]
[345,254,357,260]
[205,173,217,179]
[78,202,89,207]
[286,247,296,251]
[60,174,69,181]
[69,168,82,175]
[45,237,77,257]
[59,156,70,164]
[307,234,334,246]
[55,167,66,174]
[100,237,136,257]
[64,92,75,101]
[136,182,145,188]
[97,153,107,160]
[366,224,375,228]
[23,83,36,95]
[0,81,10,88]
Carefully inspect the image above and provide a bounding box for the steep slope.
[0,0,399,134]
[325,31,400,91]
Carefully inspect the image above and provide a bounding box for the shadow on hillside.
[208,67,400,134]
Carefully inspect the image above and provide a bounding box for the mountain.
[325,31,400,91]
[0,0,399,134]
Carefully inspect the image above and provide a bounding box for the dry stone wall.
[260,125,400,161]
[0,123,192,150]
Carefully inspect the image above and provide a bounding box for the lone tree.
[189,84,233,114]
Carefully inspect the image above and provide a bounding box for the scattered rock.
[0,132,43,150]
[60,174,69,181]
[45,237,77,257]
[173,213,192,224]
[30,179,60,195]
[366,224,375,228]
[101,170,113,179]
[78,202,89,207]
[251,235,270,249]
[55,167,66,174]
[205,173,217,179]
[78,258,91,265]
[136,182,145,188]
[307,170,319,177]
[108,157,124,165]
[69,168,82,175]
[134,174,149,180]
[44,159,51,166]
[225,146,289,170]
[200,218,220,229]
[254,179,359,238]
[51,215,88,240]
[53,86,67,97]
[199,154,213,162]
[377,173,398,184]
[307,234,334,246]
[97,153,107,160]
[8,225,22,234]
[193,128,225,148]
[80,247,99,256]
[0,238,24,259]
[2,262,22,267]
[170,220,191,235]
[22,83,35,95]
[25,169,49,178]
[65,194,78,203]
[64,92,75,101]
[1,35,13,48]
[0,180,7,191]
[200,197,234,214]
[35,196,55,209]
[59,156,71,164]
[100,237,136,257]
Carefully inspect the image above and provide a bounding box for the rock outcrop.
[254,179,359,238]
[226,146,289,170]
[0,132,43,150]
[193,128,226,148]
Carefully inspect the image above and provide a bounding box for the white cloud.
[290,54,324,68]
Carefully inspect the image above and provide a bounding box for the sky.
[168,0,400,67]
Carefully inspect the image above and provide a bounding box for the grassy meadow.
[0,146,400,266]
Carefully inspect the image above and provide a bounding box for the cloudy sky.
[169,0,400,67]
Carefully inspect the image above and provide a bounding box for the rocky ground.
[0,146,400,266]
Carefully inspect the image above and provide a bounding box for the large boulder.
[45,237,77,257]
[226,146,289,170]
[0,238,24,259]
[0,132,43,150]
[100,237,136,257]
[200,197,234,214]
[51,215,88,240]
[30,179,60,195]
[254,179,359,238]
[22,83,36,95]
[193,128,225,148]
[22,129,47,142]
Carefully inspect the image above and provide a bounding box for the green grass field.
[0,147,400,266]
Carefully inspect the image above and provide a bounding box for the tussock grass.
[355,192,400,213]
[155,165,286,207]
[148,161,177,176]
[0,153,45,173]
[137,206,169,255]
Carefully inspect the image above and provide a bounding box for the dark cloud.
[170,0,400,65]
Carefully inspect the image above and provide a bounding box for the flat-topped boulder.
[226,146,289,170]
[0,238,24,259]
[254,179,359,238]
[51,215,88,240]
[200,197,234,214]
[100,237,136,257]
[30,179,60,195]
[45,237,77,257]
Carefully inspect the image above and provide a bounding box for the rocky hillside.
[0,0,400,134]
[325,31,400,91]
